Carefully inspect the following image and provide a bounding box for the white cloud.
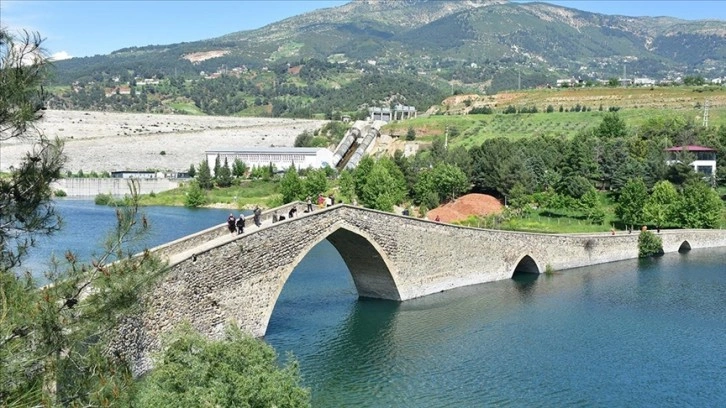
[50,51,72,61]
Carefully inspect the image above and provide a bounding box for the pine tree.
[216,157,233,188]
[197,159,213,190]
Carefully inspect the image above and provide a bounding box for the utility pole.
[703,99,710,127]
[444,125,448,150]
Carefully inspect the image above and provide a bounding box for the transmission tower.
[703,99,710,128]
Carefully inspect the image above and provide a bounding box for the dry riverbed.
[1,110,328,173]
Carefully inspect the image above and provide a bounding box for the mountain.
[48,0,725,115]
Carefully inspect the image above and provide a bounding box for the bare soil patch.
[427,193,503,223]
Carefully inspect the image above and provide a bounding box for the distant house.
[111,170,158,179]
[205,147,334,174]
[633,77,655,86]
[665,145,717,177]
[368,105,417,122]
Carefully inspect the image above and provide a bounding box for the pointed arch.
[511,254,541,277]
[678,241,692,253]
[259,221,401,336]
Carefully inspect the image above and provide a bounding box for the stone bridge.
[116,203,726,374]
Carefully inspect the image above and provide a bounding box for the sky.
[1,0,724,61]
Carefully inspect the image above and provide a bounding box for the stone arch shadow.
[510,254,541,277]
[678,241,692,253]
[259,221,402,336]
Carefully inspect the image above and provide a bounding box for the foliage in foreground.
[1,28,310,407]
[134,324,311,408]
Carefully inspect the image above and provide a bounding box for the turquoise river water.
[25,200,726,407]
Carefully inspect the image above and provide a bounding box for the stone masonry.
[115,204,726,375]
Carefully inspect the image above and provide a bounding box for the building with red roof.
[665,145,717,177]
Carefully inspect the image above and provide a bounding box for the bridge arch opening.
[511,255,540,278]
[325,227,401,300]
[264,225,401,337]
[678,241,692,253]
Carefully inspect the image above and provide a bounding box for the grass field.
[138,180,283,208]
[383,85,726,145]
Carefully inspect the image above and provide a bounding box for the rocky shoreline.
[1,110,328,173]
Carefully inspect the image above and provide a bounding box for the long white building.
[205,147,334,173]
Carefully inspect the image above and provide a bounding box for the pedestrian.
[435,215,441,222]
[352,198,358,206]
[306,196,313,212]
[317,193,325,209]
[272,211,279,223]
[253,206,262,227]
[288,206,297,218]
[227,213,236,234]
[236,214,245,234]
[327,194,334,207]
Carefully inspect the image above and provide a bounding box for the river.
[23,200,726,407]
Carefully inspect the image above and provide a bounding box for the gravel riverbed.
[1,110,328,173]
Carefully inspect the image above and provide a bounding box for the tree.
[358,158,407,211]
[595,112,628,139]
[133,324,310,407]
[416,162,469,204]
[0,29,66,269]
[677,180,723,228]
[579,187,605,224]
[616,178,648,230]
[302,168,328,200]
[2,181,165,406]
[280,166,304,203]
[643,180,679,230]
[187,163,196,178]
[215,157,233,188]
[213,155,221,178]
[185,180,207,207]
[405,126,416,141]
[232,158,247,178]
[338,169,356,202]
[196,159,213,190]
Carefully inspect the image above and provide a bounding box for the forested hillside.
[47,0,725,118]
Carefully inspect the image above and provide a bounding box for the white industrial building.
[205,147,334,174]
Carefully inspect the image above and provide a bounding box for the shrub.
[54,189,67,197]
[94,193,113,206]
[469,106,493,114]
[638,230,664,258]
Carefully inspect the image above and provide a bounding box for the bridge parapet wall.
[151,201,305,259]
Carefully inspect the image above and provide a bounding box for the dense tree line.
[275,111,724,229]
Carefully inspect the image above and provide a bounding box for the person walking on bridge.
[236,214,245,234]
[253,206,262,227]
[227,213,236,234]
[306,196,313,212]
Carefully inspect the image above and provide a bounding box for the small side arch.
[511,254,541,277]
[678,241,692,253]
